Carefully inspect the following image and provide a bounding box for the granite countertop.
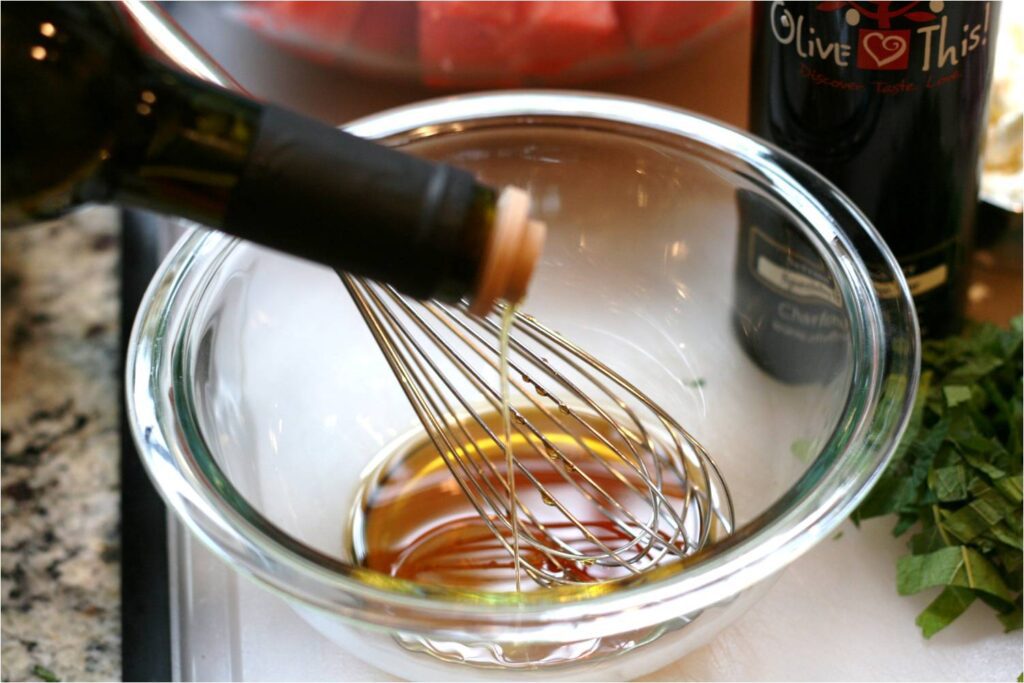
[1,208,121,682]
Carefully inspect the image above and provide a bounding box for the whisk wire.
[340,272,733,585]
[438,303,690,565]
[348,276,619,583]
[513,313,735,546]
[379,287,657,573]
[469,311,692,532]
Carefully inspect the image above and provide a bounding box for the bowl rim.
[127,90,920,639]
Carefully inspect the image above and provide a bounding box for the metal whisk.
[341,273,734,587]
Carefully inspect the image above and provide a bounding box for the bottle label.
[750,1,999,338]
[749,226,842,307]
[875,266,946,298]
[732,190,850,384]
[874,236,956,299]
[768,0,994,86]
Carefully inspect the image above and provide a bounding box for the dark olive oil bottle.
[2,1,497,303]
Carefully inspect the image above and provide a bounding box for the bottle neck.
[91,53,500,303]
[93,58,262,229]
[218,103,496,302]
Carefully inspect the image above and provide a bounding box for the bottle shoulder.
[1,2,146,214]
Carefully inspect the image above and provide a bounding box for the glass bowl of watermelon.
[227,1,741,87]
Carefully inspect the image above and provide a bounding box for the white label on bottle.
[874,264,948,298]
[756,255,843,307]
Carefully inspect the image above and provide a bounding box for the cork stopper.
[468,186,547,317]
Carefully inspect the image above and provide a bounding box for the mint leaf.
[910,520,948,555]
[916,586,976,638]
[947,356,1003,383]
[928,465,970,502]
[994,475,1023,504]
[790,438,814,463]
[962,450,1009,481]
[943,385,972,408]
[941,487,1018,544]
[985,524,1024,552]
[897,546,1014,602]
[999,596,1023,633]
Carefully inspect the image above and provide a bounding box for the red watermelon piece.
[419,2,522,85]
[615,1,737,49]
[419,1,628,85]
[350,2,418,58]
[257,2,364,42]
[511,2,626,77]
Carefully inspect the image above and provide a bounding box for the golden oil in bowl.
[346,405,733,593]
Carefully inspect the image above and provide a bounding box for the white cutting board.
[169,514,1022,681]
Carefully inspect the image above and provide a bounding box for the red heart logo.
[857,29,911,70]
[863,32,907,66]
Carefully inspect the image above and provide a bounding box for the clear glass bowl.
[224,1,742,87]
[127,92,919,680]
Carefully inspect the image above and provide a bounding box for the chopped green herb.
[32,665,59,682]
[853,318,1023,638]
[915,586,975,638]
[791,438,814,463]
[943,385,973,408]
[684,377,706,388]
[897,546,1014,602]
[999,596,1022,632]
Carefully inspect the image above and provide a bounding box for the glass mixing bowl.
[127,92,919,680]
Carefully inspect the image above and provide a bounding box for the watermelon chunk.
[419,1,627,85]
[350,2,418,58]
[419,2,522,85]
[257,2,364,42]
[615,1,737,49]
[511,2,626,77]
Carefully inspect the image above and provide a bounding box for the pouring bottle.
[1,1,543,314]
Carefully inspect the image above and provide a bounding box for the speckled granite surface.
[1,208,121,682]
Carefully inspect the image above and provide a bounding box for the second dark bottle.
[737,0,999,381]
